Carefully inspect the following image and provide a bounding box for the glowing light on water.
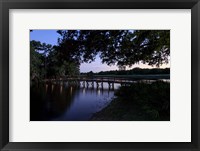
[51,85,54,91]
[45,84,48,92]
[60,85,63,94]
[82,88,85,95]
[70,86,73,95]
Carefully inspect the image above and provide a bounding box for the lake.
[30,79,170,121]
[30,82,121,121]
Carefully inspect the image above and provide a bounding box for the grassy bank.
[90,81,170,121]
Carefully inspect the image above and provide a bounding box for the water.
[30,79,169,121]
[30,82,121,121]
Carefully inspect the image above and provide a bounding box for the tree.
[30,40,53,80]
[118,65,126,71]
[87,71,94,78]
[30,41,45,82]
[131,30,170,66]
[57,30,170,67]
[30,30,170,82]
[54,30,81,77]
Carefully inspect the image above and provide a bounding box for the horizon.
[80,67,170,74]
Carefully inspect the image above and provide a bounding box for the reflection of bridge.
[45,74,170,89]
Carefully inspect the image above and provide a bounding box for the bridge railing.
[45,74,170,83]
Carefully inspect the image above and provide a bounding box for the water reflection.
[97,89,101,96]
[60,85,63,94]
[45,84,48,92]
[82,88,85,95]
[30,82,119,121]
[30,80,168,121]
[70,86,73,96]
[51,84,54,91]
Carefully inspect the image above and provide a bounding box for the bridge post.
[91,81,94,89]
[112,82,114,90]
[108,82,111,90]
[82,81,85,87]
[86,81,89,88]
[96,82,99,89]
[101,82,104,89]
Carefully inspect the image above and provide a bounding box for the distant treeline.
[81,68,170,76]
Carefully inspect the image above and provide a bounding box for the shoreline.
[90,81,170,121]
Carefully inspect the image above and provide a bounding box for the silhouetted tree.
[30,30,170,82]
[57,30,170,67]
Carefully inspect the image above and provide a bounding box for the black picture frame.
[0,0,199,150]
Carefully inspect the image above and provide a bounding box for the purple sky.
[30,30,170,73]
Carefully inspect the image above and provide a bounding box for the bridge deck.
[45,75,169,84]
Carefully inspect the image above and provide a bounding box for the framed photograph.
[0,0,199,150]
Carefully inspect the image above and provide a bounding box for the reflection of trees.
[30,84,78,121]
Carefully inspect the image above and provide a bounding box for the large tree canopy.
[57,30,170,67]
[31,30,170,81]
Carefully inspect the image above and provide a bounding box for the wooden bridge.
[45,74,170,89]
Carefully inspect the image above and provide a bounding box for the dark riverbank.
[91,81,170,121]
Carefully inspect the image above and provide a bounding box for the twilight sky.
[30,30,170,73]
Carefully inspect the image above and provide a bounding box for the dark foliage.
[31,30,170,82]
[115,81,170,120]
[91,81,170,121]
[82,67,170,75]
